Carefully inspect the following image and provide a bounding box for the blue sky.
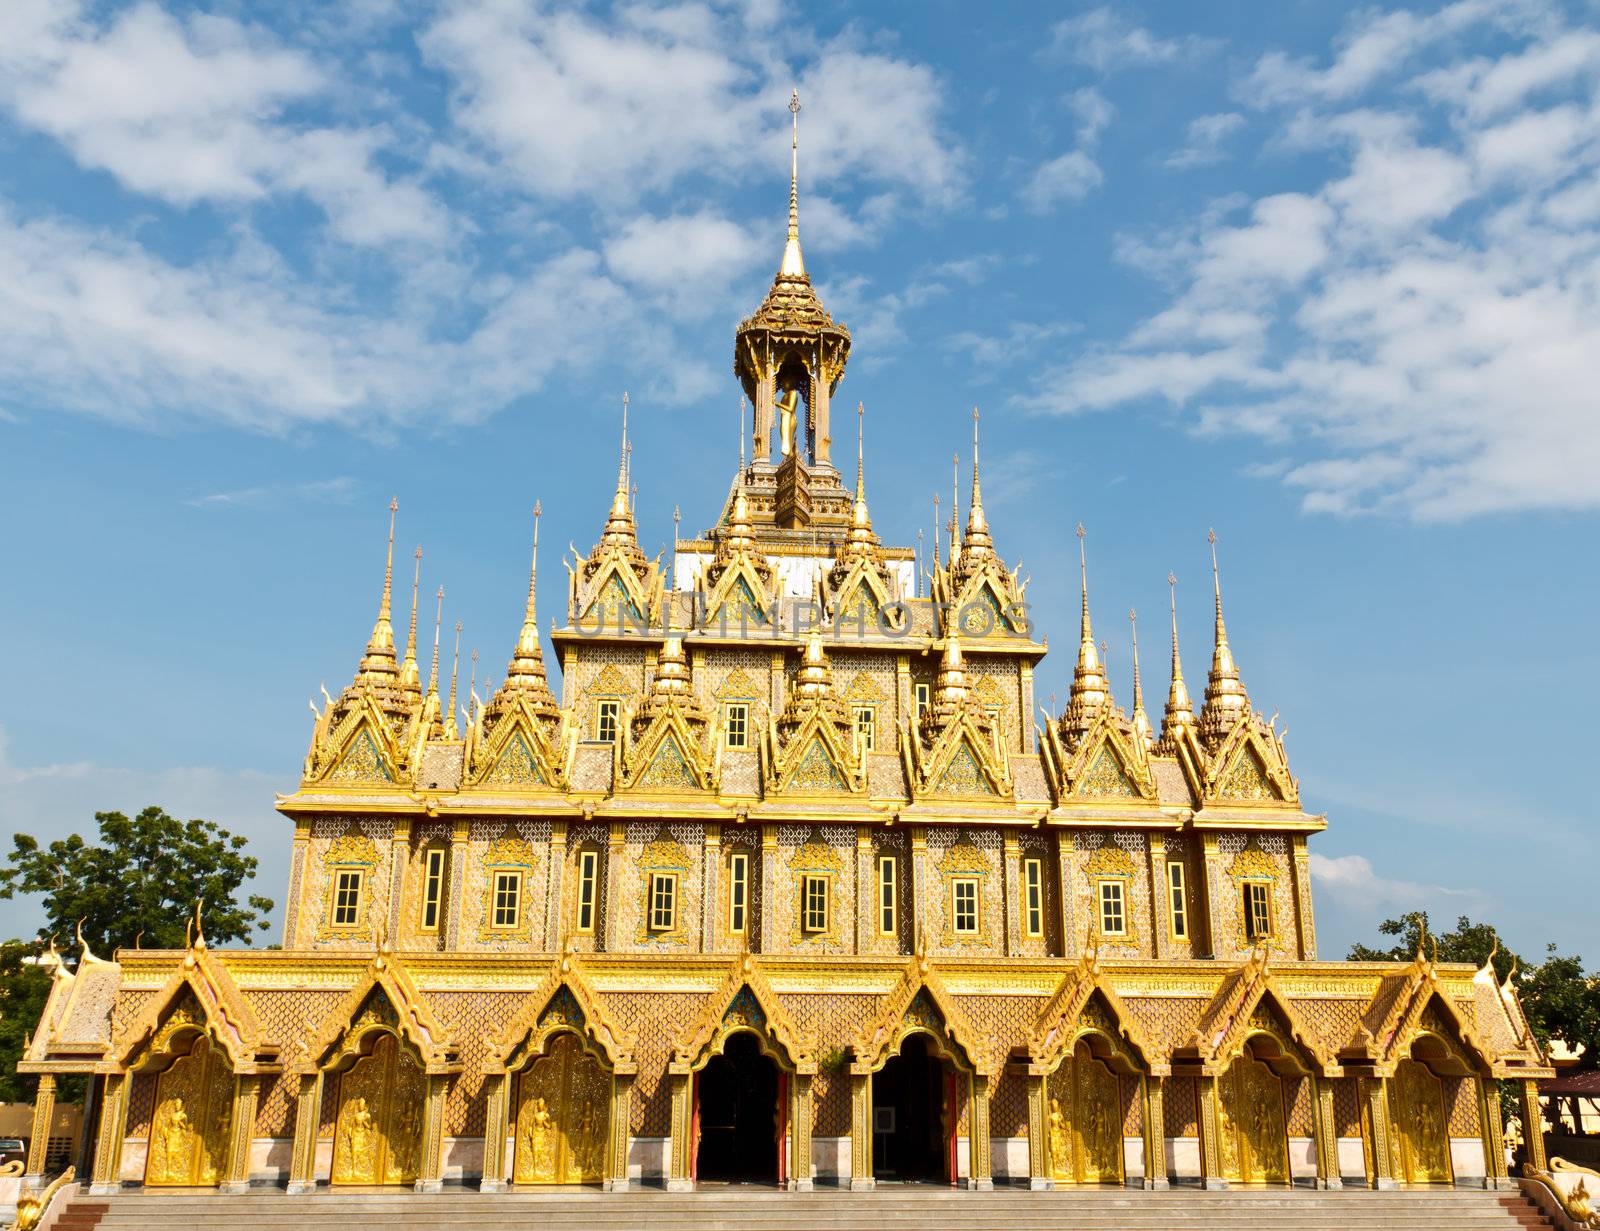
[2,0,1597,962]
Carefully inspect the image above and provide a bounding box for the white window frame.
[331,868,364,929]
[724,701,751,750]
[728,852,749,936]
[420,848,445,932]
[1023,857,1044,938]
[648,872,678,933]
[576,849,599,934]
[1097,878,1126,937]
[1168,861,1189,941]
[595,698,621,743]
[951,876,980,935]
[491,869,523,931]
[801,874,829,934]
[1243,880,1273,941]
[852,704,876,753]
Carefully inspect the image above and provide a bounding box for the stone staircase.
[50,1186,1550,1230]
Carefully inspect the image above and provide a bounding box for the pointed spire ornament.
[931,494,941,569]
[949,453,961,567]
[503,502,551,692]
[1130,607,1152,751]
[358,499,401,679]
[601,392,637,545]
[962,407,993,560]
[1161,572,1196,748]
[1199,529,1250,744]
[446,620,462,739]
[1061,523,1111,739]
[781,89,805,278]
[400,545,423,698]
[842,401,878,555]
[428,586,444,698]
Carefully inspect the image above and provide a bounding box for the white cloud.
[1027,3,1600,520]
[1166,112,1245,168]
[1047,8,1202,71]
[1022,151,1104,212]
[1309,853,1486,918]
[0,726,290,943]
[0,0,449,246]
[184,477,362,509]
[602,212,763,302]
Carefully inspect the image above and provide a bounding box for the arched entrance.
[330,1029,425,1186]
[872,1033,951,1183]
[695,1031,782,1184]
[511,1030,610,1185]
[144,1031,233,1187]
[1215,1038,1291,1186]
[1388,1039,1454,1185]
[1045,1037,1124,1185]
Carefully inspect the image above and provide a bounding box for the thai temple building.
[18,100,1552,1202]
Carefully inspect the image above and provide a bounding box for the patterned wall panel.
[991,1068,1029,1136]
[721,826,763,952]
[775,824,855,956]
[619,823,704,953]
[569,645,646,738]
[1016,830,1061,958]
[1446,1076,1482,1135]
[399,820,453,951]
[859,829,911,957]
[1214,832,1294,960]
[564,822,611,953]
[966,657,1025,753]
[429,990,527,1136]
[924,828,1003,957]
[1119,1073,1143,1136]
[603,991,706,1136]
[126,1072,156,1138]
[460,819,552,951]
[1285,1075,1314,1135]
[1164,1075,1199,1137]
[1072,831,1150,958]
[303,816,395,949]
[1162,833,1199,960]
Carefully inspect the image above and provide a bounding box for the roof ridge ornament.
[781,89,804,278]
[1199,528,1251,745]
[1160,571,1196,749]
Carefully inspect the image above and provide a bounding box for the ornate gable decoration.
[1028,951,1162,1076]
[1190,950,1336,1077]
[571,552,662,632]
[1201,718,1298,807]
[672,954,815,1074]
[702,557,775,630]
[486,953,636,1075]
[112,940,278,1075]
[617,640,718,794]
[464,696,567,791]
[853,955,993,1077]
[943,569,1028,640]
[765,642,866,797]
[295,952,461,1077]
[1352,955,1496,1075]
[304,692,408,788]
[911,721,1011,801]
[1045,715,1156,804]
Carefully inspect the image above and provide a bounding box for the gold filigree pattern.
[931,739,994,795]
[1219,746,1276,801]
[788,737,849,792]
[483,734,546,786]
[145,1033,233,1187]
[513,1032,609,1184]
[328,728,393,783]
[330,1031,425,1186]
[1080,748,1138,798]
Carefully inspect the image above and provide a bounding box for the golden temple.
[17,96,1551,1201]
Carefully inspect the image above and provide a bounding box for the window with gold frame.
[1168,861,1189,941]
[331,868,364,929]
[490,870,523,931]
[419,848,446,932]
[852,704,876,753]
[594,698,621,743]
[648,871,678,933]
[877,855,898,936]
[723,701,751,750]
[914,682,931,723]
[801,873,829,934]
[1242,880,1273,941]
[951,875,980,935]
[1097,878,1126,937]
[1023,857,1045,938]
[575,849,599,934]
[728,851,749,935]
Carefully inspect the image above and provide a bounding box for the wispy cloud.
[184,477,362,510]
[1309,852,1487,919]
[1165,112,1246,168]
[1046,7,1214,72]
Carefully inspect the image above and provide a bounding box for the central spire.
[1061,523,1112,741]
[1161,572,1196,749]
[781,89,805,278]
[1199,529,1250,744]
[358,498,400,680]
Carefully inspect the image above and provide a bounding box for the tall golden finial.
[1199,528,1249,743]
[468,648,478,721]
[446,620,462,739]
[672,504,682,594]
[400,545,423,696]
[1161,571,1196,747]
[916,527,925,597]
[962,406,993,560]
[856,400,866,501]
[1061,523,1110,740]
[931,493,941,569]
[503,503,551,693]
[738,399,746,473]
[428,586,444,698]
[359,498,400,678]
[781,89,805,278]
[949,453,960,566]
[1129,607,1152,751]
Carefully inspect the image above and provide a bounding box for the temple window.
[491,870,522,930]
[331,869,364,928]
[1023,858,1044,938]
[648,872,678,933]
[914,682,931,722]
[728,852,749,935]
[878,856,898,936]
[595,698,621,743]
[1243,881,1273,940]
[801,874,830,934]
[951,876,979,935]
[852,704,876,753]
[575,849,599,934]
[1098,879,1126,937]
[724,702,750,749]
[1169,862,1189,940]
[419,848,445,932]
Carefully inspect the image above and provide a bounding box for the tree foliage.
[1351,911,1600,1070]
[0,939,55,1102]
[0,806,273,955]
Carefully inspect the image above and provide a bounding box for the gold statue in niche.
[144,1032,234,1187]
[1046,1039,1123,1184]
[331,1031,425,1186]
[777,388,800,458]
[1215,1045,1289,1185]
[1390,1057,1452,1184]
[513,1032,610,1185]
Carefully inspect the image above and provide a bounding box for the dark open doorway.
[695,1031,780,1184]
[872,1033,949,1183]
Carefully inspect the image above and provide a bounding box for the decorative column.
[1026,1070,1051,1190]
[1519,1078,1548,1173]
[754,368,774,464]
[604,1072,636,1192]
[849,1071,874,1191]
[759,828,780,955]
[1055,832,1076,952]
[1290,834,1317,959]
[1311,1074,1341,1190]
[909,831,929,949]
[1361,1075,1398,1189]
[1480,1079,1511,1189]
[387,817,411,945]
[24,1074,56,1188]
[286,1072,324,1195]
[414,1073,448,1193]
[284,818,312,947]
[87,1072,129,1196]
[443,819,471,950]
[813,367,832,468]
[855,828,872,953]
[791,1072,814,1192]
[968,1073,993,1191]
[666,1070,694,1192]
[1002,833,1021,957]
[1147,834,1169,960]
[1197,1073,1228,1190]
[606,822,628,953]
[218,1073,261,1194]
[702,826,720,953]
[1200,833,1225,960]
[545,820,568,950]
[1142,1075,1169,1189]
[479,1073,510,1192]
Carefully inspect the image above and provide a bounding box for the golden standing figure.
[778,388,800,457]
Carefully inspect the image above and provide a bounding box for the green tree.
[0,939,56,1102]
[0,806,273,955]
[1348,911,1518,980]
